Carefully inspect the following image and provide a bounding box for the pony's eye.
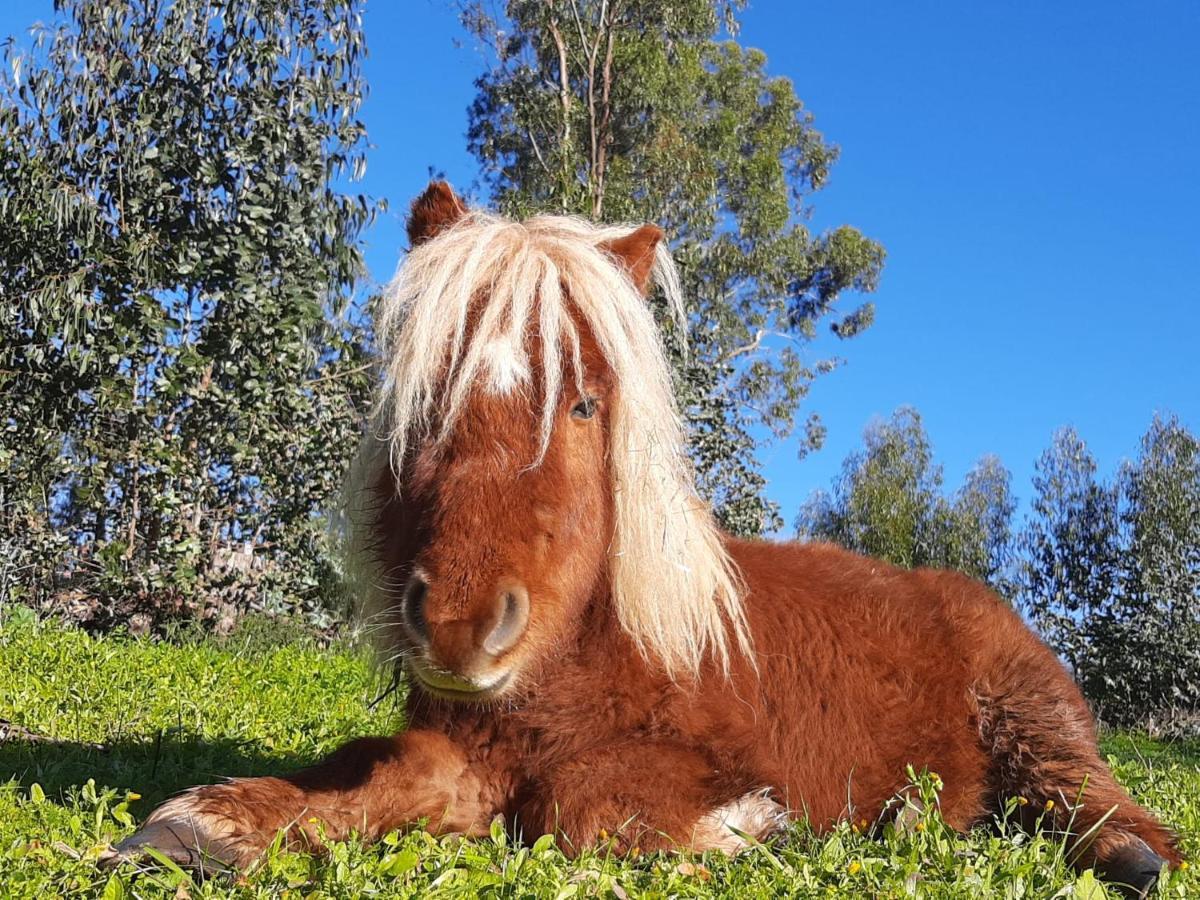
[571,397,598,420]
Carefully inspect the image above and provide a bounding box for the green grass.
[1,617,1197,898]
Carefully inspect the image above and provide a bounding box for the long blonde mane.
[367,209,751,679]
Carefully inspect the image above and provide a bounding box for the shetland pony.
[106,182,1180,897]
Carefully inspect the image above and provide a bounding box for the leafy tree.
[948,454,1016,589]
[1016,429,1122,702]
[1109,416,1200,720]
[461,0,885,534]
[796,408,1014,587]
[0,0,376,628]
[1014,418,1200,726]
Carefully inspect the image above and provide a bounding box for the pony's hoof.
[1099,838,1169,900]
[691,787,788,854]
[97,790,254,874]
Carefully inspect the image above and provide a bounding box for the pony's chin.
[408,663,513,703]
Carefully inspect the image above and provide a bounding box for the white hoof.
[691,788,788,853]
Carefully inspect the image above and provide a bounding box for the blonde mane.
[367,209,751,679]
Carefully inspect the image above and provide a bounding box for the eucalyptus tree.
[1109,415,1200,720]
[462,0,885,534]
[796,408,1015,588]
[1016,428,1122,701]
[1,0,376,626]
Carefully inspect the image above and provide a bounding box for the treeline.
[798,408,1200,728]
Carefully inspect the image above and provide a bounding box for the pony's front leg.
[523,742,787,856]
[103,729,498,871]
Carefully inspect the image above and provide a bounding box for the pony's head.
[349,182,749,701]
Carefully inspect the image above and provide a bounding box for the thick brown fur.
[109,184,1180,895]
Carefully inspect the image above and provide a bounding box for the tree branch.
[725,329,767,361]
[593,0,618,218]
[546,13,574,209]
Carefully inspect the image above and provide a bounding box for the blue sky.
[5,1,1197,528]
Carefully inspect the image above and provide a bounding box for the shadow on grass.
[0,732,317,808]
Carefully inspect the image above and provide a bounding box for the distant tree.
[1016,428,1122,700]
[1015,418,1200,726]
[948,454,1016,589]
[797,408,943,568]
[1109,415,1200,719]
[462,0,885,535]
[796,408,1014,588]
[0,0,376,628]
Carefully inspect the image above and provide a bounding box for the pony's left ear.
[407,181,468,247]
[601,224,664,297]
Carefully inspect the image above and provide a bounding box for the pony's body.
[406,536,1169,861]
[107,184,1180,897]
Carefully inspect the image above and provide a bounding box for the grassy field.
[1,616,1197,898]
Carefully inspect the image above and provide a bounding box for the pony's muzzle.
[482,586,530,657]
[401,573,430,643]
[401,573,530,692]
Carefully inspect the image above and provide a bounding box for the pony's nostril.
[402,574,429,643]
[483,586,530,657]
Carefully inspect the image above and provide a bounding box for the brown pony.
[106,182,1180,897]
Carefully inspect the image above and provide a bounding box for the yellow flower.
[630,846,640,858]
[915,821,926,832]
[1179,860,1189,871]
[848,860,862,875]
[598,828,609,841]
[127,792,142,801]
[1017,797,1029,806]
[1044,800,1055,812]
[308,817,320,824]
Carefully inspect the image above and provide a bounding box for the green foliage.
[1117,416,1200,715]
[2,619,1196,897]
[0,0,377,628]
[1017,427,1123,699]
[1019,418,1200,726]
[462,0,885,535]
[796,408,1015,588]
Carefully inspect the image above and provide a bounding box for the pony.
[105,182,1181,897]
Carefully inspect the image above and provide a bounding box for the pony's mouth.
[407,661,512,702]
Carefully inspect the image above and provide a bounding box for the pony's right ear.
[407,181,468,246]
[600,224,664,297]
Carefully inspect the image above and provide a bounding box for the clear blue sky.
[5,1,1198,528]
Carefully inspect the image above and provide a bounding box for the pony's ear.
[407,181,468,246]
[601,224,664,297]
